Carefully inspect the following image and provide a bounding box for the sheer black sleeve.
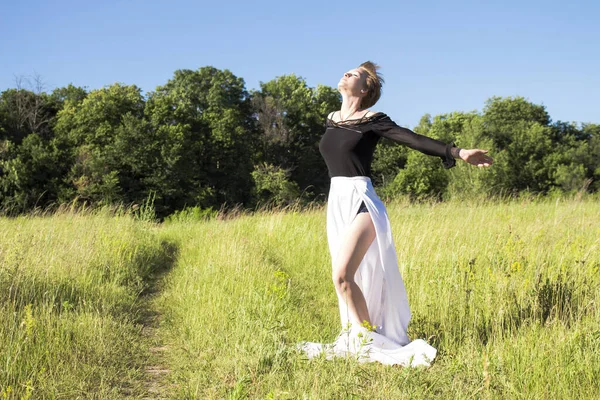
[371,114,457,169]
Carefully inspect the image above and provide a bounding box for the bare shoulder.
[327,111,336,120]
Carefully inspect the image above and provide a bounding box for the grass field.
[1,195,599,399]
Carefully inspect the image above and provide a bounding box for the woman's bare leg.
[332,212,376,327]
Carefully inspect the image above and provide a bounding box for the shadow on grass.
[0,238,181,322]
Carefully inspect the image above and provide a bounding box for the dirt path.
[140,293,171,398]
[137,241,178,399]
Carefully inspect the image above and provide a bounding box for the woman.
[299,61,493,366]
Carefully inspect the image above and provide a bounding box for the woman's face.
[338,68,367,97]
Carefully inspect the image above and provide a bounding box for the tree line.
[1,67,598,220]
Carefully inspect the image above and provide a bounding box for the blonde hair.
[358,61,384,109]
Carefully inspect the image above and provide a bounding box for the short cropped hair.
[358,61,384,109]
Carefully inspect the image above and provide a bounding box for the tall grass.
[155,195,599,399]
[0,206,176,398]
[1,194,598,398]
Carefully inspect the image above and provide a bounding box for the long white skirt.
[298,176,437,367]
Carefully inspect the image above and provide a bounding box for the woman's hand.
[459,149,493,167]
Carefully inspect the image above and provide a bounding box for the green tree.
[429,112,494,200]
[251,75,340,201]
[548,122,600,194]
[483,95,551,149]
[0,82,81,213]
[53,83,147,205]
[146,66,257,212]
[251,162,300,207]
[480,97,556,197]
[379,149,449,201]
[0,133,64,213]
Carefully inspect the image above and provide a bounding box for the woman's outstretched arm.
[372,114,493,168]
[372,115,459,169]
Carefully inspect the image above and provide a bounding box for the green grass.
[0,208,176,399]
[1,195,599,399]
[155,195,600,399]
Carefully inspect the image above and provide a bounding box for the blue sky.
[1,0,598,128]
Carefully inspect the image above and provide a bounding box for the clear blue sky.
[1,0,598,128]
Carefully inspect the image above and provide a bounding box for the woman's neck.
[339,94,363,120]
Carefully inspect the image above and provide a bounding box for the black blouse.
[318,112,456,178]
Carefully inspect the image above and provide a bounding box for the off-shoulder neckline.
[326,111,387,126]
